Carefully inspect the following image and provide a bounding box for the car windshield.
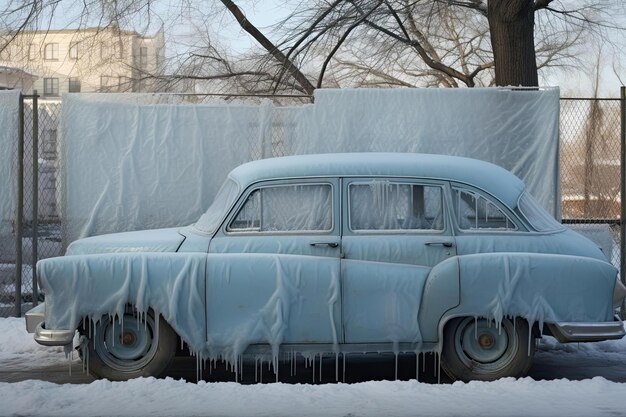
[518,192,564,232]
[193,178,240,234]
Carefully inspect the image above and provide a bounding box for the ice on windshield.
[194,178,239,234]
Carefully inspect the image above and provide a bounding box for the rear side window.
[452,188,517,231]
[518,192,564,232]
[228,183,333,233]
[349,181,444,231]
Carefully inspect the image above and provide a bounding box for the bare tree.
[1,0,623,93]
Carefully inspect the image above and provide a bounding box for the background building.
[0,26,165,96]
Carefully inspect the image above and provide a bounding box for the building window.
[115,43,123,59]
[100,42,110,60]
[100,75,121,92]
[69,43,78,59]
[139,47,148,68]
[68,77,81,93]
[43,78,59,96]
[28,44,37,60]
[44,43,58,60]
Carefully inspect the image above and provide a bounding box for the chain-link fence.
[1,92,624,317]
[560,98,623,269]
[0,94,61,317]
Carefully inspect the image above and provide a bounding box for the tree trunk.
[487,0,538,86]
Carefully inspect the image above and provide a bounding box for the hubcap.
[94,311,158,372]
[454,318,518,373]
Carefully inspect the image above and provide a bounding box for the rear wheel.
[441,317,534,382]
[81,308,177,381]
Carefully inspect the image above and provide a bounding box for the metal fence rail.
[1,90,625,317]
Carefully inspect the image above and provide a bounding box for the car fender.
[37,252,207,350]
[434,252,617,343]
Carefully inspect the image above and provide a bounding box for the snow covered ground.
[1,317,626,417]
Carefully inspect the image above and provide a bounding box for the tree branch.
[220,0,315,95]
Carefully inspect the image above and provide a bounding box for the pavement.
[1,347,625,385]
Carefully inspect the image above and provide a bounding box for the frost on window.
[229,184,332,232]
[349,181,444,231]
[453,188,516,231]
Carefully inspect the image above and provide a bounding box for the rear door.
[341,178,456,343]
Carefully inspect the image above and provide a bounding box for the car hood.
[65,227,185,255]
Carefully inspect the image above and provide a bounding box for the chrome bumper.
[25,303,45,333]
[25,303,75,346]
[547,316,625,343]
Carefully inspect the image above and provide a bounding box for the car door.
[341,177,456,344]
[206,178,342,346]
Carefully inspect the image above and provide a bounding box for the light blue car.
[25,153,626,382]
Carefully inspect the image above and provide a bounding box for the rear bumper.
[547,316,625,342]
[25,303,75,346]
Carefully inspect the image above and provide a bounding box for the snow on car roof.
[229,153,525,208]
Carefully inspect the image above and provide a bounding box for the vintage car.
[25,153,626,382]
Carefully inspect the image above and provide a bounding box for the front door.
[207,179,342,345]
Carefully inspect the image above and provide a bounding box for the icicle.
[527,319,534,356]
[422,351,426,372]
[319,353,322,382]
[68,349,72,377]
[437,352,441,384]
[111,314,115,348]
[415,353,419,382]
[155,310,160,346]
[342,353,346,383]
[312,354,315,383]
[474,316,478,340]
[394,352,398,381]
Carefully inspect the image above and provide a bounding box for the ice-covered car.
[25,153,626,382]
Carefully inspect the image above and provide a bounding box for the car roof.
[228,153,525,208]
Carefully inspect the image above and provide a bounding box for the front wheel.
[441,317,534,382]
[81,308,177,381]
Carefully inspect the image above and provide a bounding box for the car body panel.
[37,252,207,350]
[439,253,617,332]
[205,253,341,358]
[341,259,429,343]
[66,227,185,255]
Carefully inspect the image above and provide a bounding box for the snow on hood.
[65,228,185,256]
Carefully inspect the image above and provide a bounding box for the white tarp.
[0,90,19,237]
[60,88,559,244]
[293,88,560,214]
[60,95,276,243]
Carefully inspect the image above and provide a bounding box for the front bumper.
[547,316,625,343]
[25,303,75,346]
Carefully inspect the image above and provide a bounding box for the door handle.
[309,241,340,248]
[424,241,454,248]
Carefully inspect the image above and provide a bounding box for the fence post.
[31,92,39,306]
[620,86,626,320]
[15,93,24,317]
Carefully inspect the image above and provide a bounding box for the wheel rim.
[94,312,158,373]
[453,317,518,374]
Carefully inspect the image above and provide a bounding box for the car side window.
[349,181,444,231]
[228,183,333,232]
[452,188,517,231]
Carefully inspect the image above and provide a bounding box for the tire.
[441,317,534,382]
[81,307,177,381]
